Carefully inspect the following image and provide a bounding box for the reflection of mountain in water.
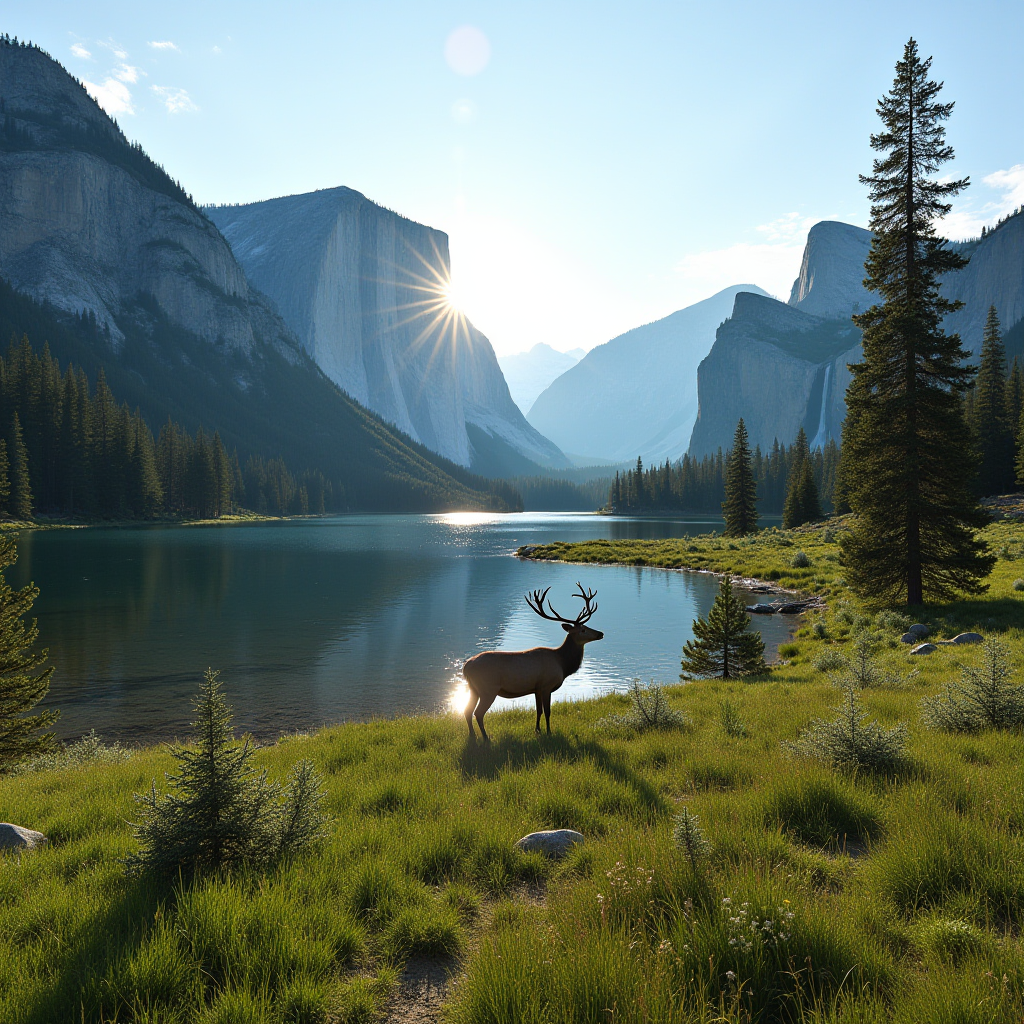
[16,517,794,742]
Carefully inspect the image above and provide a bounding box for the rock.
[514,829,584,859]
[909,643,938,656]
[951,632,984,644]
[746,603,778,614]
[0,823,47,852]
[778,602,811,614]
[907,624,929,637]
[900,632,918,644]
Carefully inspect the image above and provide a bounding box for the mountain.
[788,221,873,318]
[526,285,768,464]
[205,190,568,476]
[687,212,1024,457]
[687,292,860,457]
[0,38,515,511]
[497,343,585,414]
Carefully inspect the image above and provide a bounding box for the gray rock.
[910,643,938,656]
[0,823,47,852]
[746,603,778,614]
[951,632,984,644]
[907,624,930,637]
[514,829,584,859]
[900,632,918,644]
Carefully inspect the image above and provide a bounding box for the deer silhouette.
[462,583,603,741]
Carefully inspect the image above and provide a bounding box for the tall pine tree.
[972,306,1014,495]
[840,39,993,605]
[7,412,31,520]
[722,418,758,536]
[783,427,821,527]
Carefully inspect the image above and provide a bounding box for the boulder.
[778,602,810,614]
[951,632,984,645]
[907,624,929,637]
[0,823,47,852]
[900,632,918,644]
[746,603,778,614]
[909,643,938,656]
[514,829,584,859]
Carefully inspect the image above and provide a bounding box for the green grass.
[3,521,1024,1021]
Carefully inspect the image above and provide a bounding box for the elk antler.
[525,584,598,625]
[572,582,598,623]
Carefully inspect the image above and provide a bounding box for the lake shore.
[4,520,1024,1021]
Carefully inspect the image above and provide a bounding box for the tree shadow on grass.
[459,730,666,817]
[24,874,174,1024]
[915,595,1023,634]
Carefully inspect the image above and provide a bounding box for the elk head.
[525,582,604,644]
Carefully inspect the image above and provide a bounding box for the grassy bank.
[2,522,1024,1022]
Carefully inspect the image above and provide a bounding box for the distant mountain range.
[207,191,568,476]
[496,343,585,414]
[0,39,516,511]
[527,285,767,464]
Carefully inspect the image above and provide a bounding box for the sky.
[6,1,1024,356]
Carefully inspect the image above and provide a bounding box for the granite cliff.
[687,213,1024,456]
[527,284,767,464]
[0,39,516,511]
[206,190,567,475]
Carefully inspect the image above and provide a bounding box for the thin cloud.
[112,64,141,84]
[70,42,91,60]
[148,40,179,52]
[83,78,134,116]
[211,45,222,55]
[97,39,128,60]
[945,164,1024,240]
[151,85,198,114]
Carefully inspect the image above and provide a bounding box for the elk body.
[462,583,603,741]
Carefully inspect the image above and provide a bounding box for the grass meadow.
[2,519,1024,1022]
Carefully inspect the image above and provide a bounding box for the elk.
[462,583,603,741]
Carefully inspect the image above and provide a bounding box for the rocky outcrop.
[788,221,873,319]
[528,285,767,464]
[0,43,257,351]
[687,292,859,457]
[206,190,567,473]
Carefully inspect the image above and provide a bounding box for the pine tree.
[722,418,758,536]
[783,427,820,528]
[7,412,31,519]
[128,669,328,874]
[0,535,56,772]
[972,306,1014,495]
[839,39,993,605]
[1007,358,1023,434]
[680,576,766,679]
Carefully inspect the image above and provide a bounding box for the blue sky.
[6,1,1024,354]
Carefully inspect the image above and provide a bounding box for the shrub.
[811,619,828,639]
[841,635,915,689]
[598,680,688,732]
[672,807,712,869]
[128,670,330,875]
[814,648,848,673]
[787,685,908,773]
[875,609,912,633]
[14,729,132,773]
[719,699,748,737]
[791,550,811,568]
[921,639,1024,733]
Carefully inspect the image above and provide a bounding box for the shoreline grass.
[3,520,1024,1022]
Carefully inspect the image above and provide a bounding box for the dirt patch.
[385,956,457,1024]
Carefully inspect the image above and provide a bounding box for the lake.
[10,513,795,742]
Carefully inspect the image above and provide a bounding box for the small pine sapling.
[681,576,767,679]
[921,639,1024,733]
[720,699,748,737]
[672,807,712,871]
[599,679,688,732]
[788,684,908,773]
[129,669,330,875]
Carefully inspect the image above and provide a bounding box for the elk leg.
[474,692,497,743]
[534,693,543,733]
[465,691,479,737]
[543,692,553,735]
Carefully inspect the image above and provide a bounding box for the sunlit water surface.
[11,513,793,742]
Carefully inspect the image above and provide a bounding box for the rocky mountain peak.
[788,220,872,319]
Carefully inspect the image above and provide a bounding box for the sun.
[442,278,467,314]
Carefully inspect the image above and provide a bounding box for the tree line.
[0,335,330,520]
[608,434,840,520]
